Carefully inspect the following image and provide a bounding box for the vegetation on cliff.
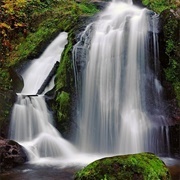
[142,0,179,13]
[142,0,180,107]
[0,0,98,68]
[75,153,171,180]
[54,2,99,135]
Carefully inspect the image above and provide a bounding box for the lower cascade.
[9,0,171,166]
[9,32,77,163]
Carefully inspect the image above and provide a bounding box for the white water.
[21,32,68,95]
[9,32,80,163]
[74,1,169,155]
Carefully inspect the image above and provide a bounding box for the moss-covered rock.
[53,3,99,136]
[53,33,75,136]
[75,153,171,180]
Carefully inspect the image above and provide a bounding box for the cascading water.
[73,0,169,155]
[9,32,77,163]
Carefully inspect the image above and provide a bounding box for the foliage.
[0,67,13,131]
[162,10,180,106]
[174,82,180,106]
[142,0,178,13]
[75,153,171,180]
[1,0,99,68]
[0,68,12,91]
[0,0,28,64]
[142,0,180,105]
[78,2,99,15]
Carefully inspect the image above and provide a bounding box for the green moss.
[174,82,180,106]
[0,67,13,134]
[0,68,12,91]
[162,10,180,106]
[53,32,75,135]
[78,2,99,15]
[75,153,171,180]
[56,91,70,120]
[56,35,74,91]
[142,0,177,13]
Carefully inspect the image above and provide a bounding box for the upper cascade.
[21,32,67,95]
[112,0,133,4]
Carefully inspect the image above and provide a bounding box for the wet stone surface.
[0,137,28,172]
[0,164,81,180]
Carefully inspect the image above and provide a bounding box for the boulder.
[74,152,171,180]
[0,137,28,172]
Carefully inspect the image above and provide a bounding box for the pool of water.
[0,158,179,180]
[161,157,180,180]
[0,164,81,180]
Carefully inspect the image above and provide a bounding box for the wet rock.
[0,90,14,138]
[133,0,146,7]
[75,152,171,180]
[37,61,59,94]
[90,0,109,10]
[9,67,24,93]
[169,124,180,157]
[0,137,28,173]
[159,8,180,121]
[75,0,109,10]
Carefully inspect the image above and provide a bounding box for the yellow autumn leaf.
[15,0,27,8]
[14,22,25,27]
[0,22,11,29]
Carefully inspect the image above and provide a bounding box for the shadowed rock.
[0,137,28,172]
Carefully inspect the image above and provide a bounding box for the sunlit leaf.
[0,23,11,29]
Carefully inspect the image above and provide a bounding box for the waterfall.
[9,32,77,162]
[73,1,169,155]
[8,0,170,166]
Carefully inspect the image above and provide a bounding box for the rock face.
[159,8,180,123]
[75,152,171,180]
[133,0,145,7]
[9,67,24,94]
[0,137,28,172]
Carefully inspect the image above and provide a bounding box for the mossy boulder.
[74,152,171,180]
